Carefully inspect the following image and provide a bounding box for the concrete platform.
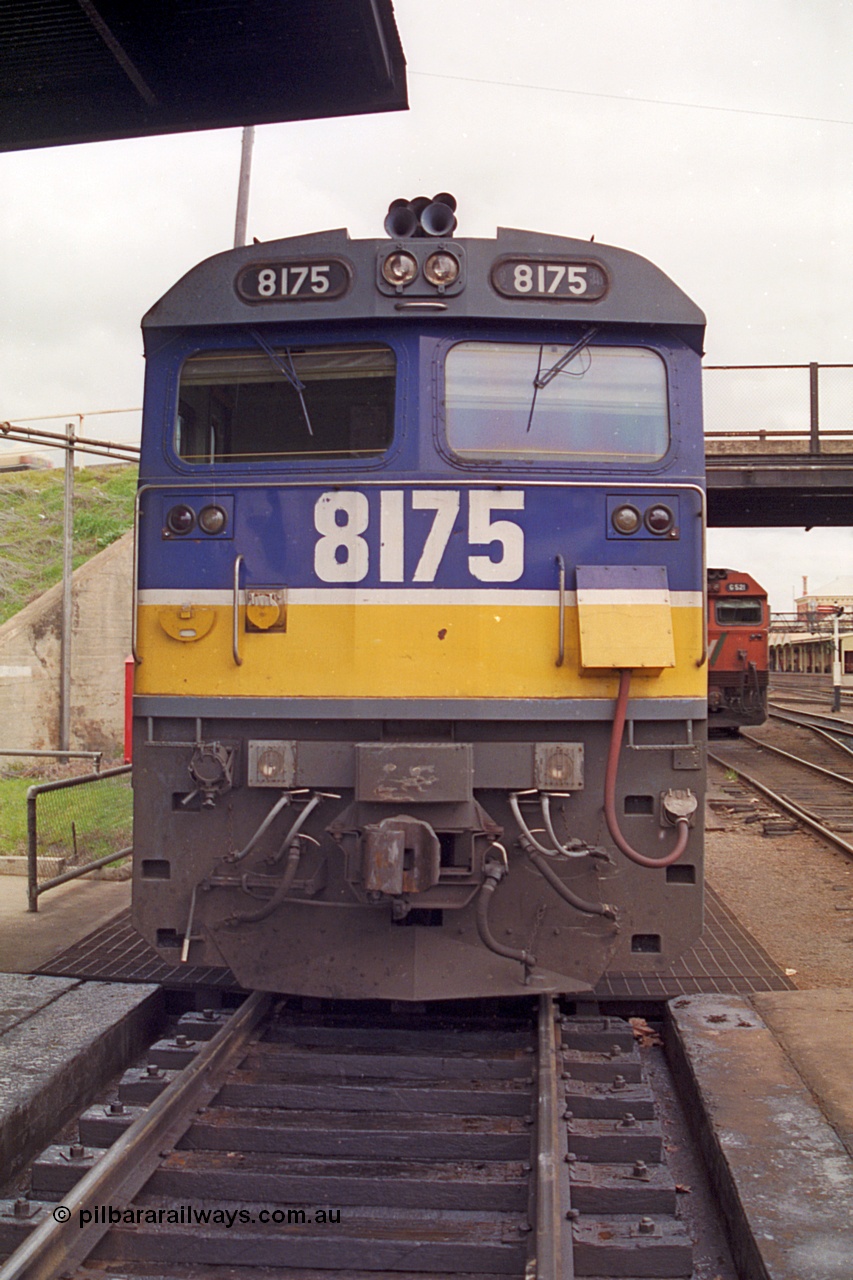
[0,974,161,1189]
[668,991,853,1279]
[0,875,130,974]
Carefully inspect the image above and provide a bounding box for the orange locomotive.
[707,568,769,732]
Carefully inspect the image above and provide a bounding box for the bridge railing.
[703,363,853,455]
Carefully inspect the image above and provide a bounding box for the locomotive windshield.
[445,342,668,463]
[714,600,763,624]
[175,343,395,463]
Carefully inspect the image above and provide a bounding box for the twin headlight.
[611,502,676,537]
[165,504,228,536]
[381,250,461,290]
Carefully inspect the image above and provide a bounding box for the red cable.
[604,669,690,868]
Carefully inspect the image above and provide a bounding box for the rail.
[709,747,853,862]
[534,996,570,1280]
[26,765,132,912]
[0,999,706,1276]
[704,362,853,455]
[0,992,270,1280]
[710,712,853,860]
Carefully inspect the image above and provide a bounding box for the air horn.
[384,193,457,238]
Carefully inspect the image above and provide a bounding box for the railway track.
[0,997,699,1279]
[769,673,853,708]
[769,702,853,753]
[710,709,853,855]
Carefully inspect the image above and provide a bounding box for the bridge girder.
[706,459,853,527]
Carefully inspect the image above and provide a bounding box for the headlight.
[165,504,195,535]
[198,504,227,535]
[381,251,418,287]
[534,743,584,791]
[424,251,460,287]
[644,503,675,535]
[611,504,642,535]
[248,739,296,787]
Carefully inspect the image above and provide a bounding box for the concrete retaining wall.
[0,531,132,754]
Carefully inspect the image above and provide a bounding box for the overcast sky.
[2,0,852,611]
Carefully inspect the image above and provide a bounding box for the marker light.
[644,503,675,535]
[381,251,418,287]
[258,747,286,779]
[611,504,642,535]
[424,251,460,287]
[166,504,195,535]
[198,504,227,535]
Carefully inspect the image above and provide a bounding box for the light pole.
[233,126,255,249]
[832,607,844,713]
[59,421,75,749]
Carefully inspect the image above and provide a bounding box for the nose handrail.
[233,554,245,666]
[555,554,566,668]
[131,488,143,663]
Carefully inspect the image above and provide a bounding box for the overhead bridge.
[705,363,853,526]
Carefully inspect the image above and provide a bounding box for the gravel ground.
[706,759,853,988]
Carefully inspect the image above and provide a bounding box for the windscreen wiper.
[250,329,314,437]
[534,325,600,388]
[526,326,599,434]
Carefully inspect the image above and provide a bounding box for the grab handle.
[233,554,245,666]
[131,489,142,663]
[555,554,566,668]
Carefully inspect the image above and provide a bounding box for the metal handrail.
[703,361,853,456]
[26,765,132,912]
[554,554,565,668]
[706,428,853,438]
[0,749,102,768]
[233,554,245,666]
[705,362,853,370]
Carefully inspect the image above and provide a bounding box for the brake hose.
[603,669,690,868]
[475,861,536,973]
[227,841,302,925]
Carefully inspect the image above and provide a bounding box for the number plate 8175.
[236,259,351,302]
[491,257,607,300]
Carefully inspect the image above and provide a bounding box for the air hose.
[227,841,302,925]
[475,858,536,973]
[604,669,691,868]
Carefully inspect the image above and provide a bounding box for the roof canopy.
[1,0,407,152]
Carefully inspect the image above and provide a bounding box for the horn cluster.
[384,193,457,239]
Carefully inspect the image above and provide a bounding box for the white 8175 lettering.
[313,490,525,584]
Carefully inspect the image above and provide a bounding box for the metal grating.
[37,884,794,999]
[594,884,796,1001]
[36,910,241,990]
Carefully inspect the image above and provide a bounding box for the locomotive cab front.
[132,205,707,1000]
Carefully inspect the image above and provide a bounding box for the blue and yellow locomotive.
[132,197,707,1000]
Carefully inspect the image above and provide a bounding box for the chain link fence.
[704,363,853,453]
[27,765,132,911]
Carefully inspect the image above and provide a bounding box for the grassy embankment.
[0,464,137,856]
[0,462,137,626]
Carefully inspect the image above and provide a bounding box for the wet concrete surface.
[0,975,161,1187]
[668,991,853,1280]
[754,988,853,1163]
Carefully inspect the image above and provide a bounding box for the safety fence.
[704,363,853,454]
[26,764,132,912]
